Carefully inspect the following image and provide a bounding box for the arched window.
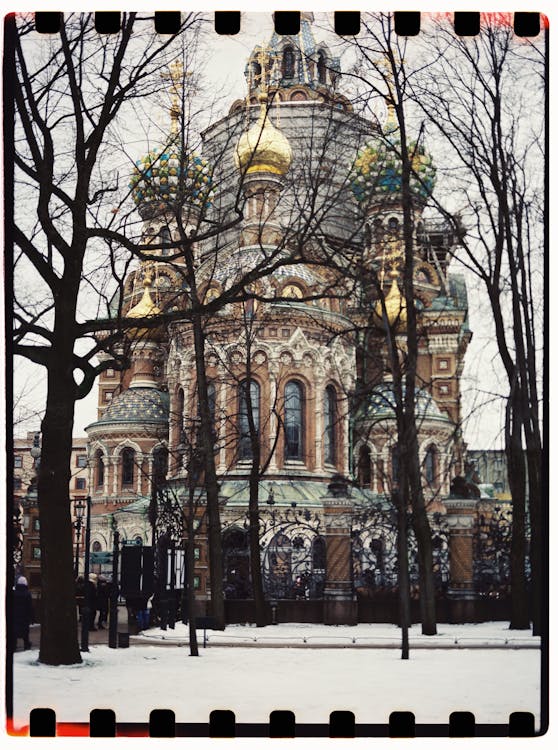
[387,217,399,236]
[358,445,371,488]
[284,380,304,460]
[425,445,437,486]
[238,380,260,459]
[312,537,326,570]
[92,540,102,553]
[324,386,336,465]
[95,449,104,487]
[176,388,185,438]
[153,446,168,487]
[317,51,327,84]
[159,226,171,256]
[283,46,295,79]
[252,61,262,87]
[121,448,135,486]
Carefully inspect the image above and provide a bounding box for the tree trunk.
[248,465,267,626]
[525,423,543,635]
[396,485,411,660]
[185,502,199,656]
[192,314,225,629]
[506,390,530,629]
[38,357,82,665]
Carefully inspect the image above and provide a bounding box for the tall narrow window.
[284,380,304,460]
[425,445,436,486]
[159,227,171,256]
[239,380,260,460]
[96,450,104,487]
[153,446,168,487]
[324,386,336,465]
[283,46,295,79]
[358,445,371,488]
[122,448,135,486]
[207,382,218,445]
[317,51,327,84]
[252,61,262,87]
[176,388,185,440]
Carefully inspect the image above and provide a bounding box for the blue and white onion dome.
[129,139,215,215]
[351,123,436,205]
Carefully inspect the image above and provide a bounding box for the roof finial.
[161,59,184,135]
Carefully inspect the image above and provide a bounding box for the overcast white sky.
[7,5,547,453]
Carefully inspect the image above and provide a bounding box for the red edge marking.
[56,723,91,737]
[6,718,28,737]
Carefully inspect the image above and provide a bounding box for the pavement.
[19,609,541,652]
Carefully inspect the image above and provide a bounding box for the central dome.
[234,97,292,176]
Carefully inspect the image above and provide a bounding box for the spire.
[161,59,184,136]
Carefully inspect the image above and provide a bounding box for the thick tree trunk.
[525,425,543,636]
[38,360,81,665]
[506,392,530,630]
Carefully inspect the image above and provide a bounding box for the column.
[322,475,357,625]
[314,376,324,473]
[268,364,279,471]
[445,497,477,622]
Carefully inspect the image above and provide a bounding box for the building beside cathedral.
[84,16,502,623]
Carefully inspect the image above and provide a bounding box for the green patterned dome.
[351,128,436,204]
[129,139,214,216]
[94,387,169,426]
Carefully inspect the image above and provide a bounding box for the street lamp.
[73,499,86,578]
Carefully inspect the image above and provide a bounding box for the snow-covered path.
[11,623,541,731]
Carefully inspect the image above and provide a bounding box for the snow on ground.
[11,622,541,733]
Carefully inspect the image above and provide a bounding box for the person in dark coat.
[13,576,34,651]
[96,576,109,629]
[85,574,98,631]
[75,576,85,621]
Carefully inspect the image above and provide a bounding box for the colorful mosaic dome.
[94,387,169,426]
[129,140,214,214]
[351,128,436,204]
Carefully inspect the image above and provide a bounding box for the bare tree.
[413,15,545,632]
[8,12,205,664]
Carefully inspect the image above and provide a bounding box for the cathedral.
[85,16,485,624]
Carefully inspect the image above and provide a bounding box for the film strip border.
[10,708,537,737]
[32,11,543,38]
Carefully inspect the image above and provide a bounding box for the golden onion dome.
[234,96,292,176]
[374,276,407,331]
[126,274,164,341]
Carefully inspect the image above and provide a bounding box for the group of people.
[75,573,111,631]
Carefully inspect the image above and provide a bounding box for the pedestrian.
[13,576,34,651]
[96,575,109,629]
[75,576,85,621]
[86,574,98,631]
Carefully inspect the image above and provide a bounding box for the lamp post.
[73,499,86,578]
[108,514,120,649]
[80,495,92,652]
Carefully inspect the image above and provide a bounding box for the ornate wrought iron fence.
[351,502,450,595]
[473,501,525,597]
[223,505,326,600]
